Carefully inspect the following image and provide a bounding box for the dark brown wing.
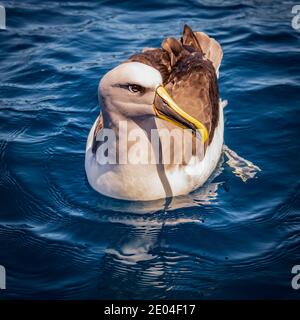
[164,52,219,144]
[92,113,103,154]
[161,25,220,144]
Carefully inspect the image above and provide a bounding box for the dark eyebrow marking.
[117,84,131,89]
[112,84,148,94]
[112,84,139,89]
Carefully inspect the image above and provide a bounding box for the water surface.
[0,0,300,299]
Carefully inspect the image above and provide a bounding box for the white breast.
[85,105,224,201]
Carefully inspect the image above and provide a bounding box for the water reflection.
[94,180,222,214]
[92,176,223,298]
[1,0,299,300]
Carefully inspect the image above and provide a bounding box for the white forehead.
[100,61,162,89]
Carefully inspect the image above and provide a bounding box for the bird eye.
[128,84,143,93]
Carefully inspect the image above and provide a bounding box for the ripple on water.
[0,0,299,299]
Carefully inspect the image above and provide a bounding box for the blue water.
[0,0,300,299]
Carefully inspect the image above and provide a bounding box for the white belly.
[85,106,224,201]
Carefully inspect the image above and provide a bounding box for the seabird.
[85,25,224,201]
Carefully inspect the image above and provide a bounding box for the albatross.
[85,25,224,201]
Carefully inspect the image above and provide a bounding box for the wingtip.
[183,24,193,33]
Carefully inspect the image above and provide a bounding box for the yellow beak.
[153,85,209,143]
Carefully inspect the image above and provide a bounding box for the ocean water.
[0,0,300,299]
